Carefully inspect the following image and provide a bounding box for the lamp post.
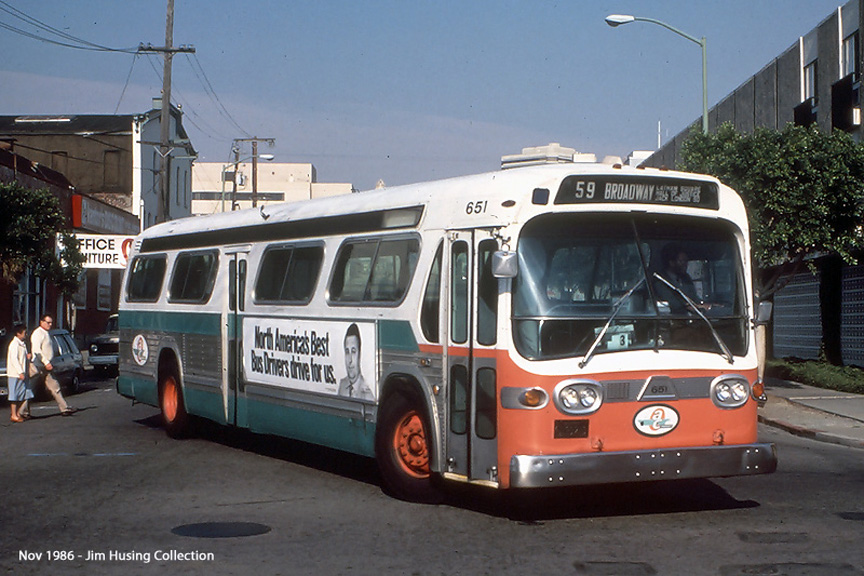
[605,14,708,134]
[220,154,275,212]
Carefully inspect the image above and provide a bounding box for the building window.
[104,150,121,188]
[97,269,112,311]
[804,60,818,101]
[73,272,87,310]
[51,151,68,175]
[843,32,859,79]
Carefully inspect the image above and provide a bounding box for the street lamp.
[220,154,275,212]
[605,14,708,134]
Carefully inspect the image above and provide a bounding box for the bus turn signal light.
[520,388,548,408]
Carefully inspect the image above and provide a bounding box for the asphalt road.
[2,376,864,576]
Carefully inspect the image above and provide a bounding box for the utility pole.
[232,137,275,208]
[138,0,194,224]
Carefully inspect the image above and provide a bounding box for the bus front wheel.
[160,372,190,439]
[376,390,443,503]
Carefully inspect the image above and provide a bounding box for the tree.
[679,122,864,298]
[0,181,84,296]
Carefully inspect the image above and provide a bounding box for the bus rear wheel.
[160,372,190,439]
[376,390,442,503]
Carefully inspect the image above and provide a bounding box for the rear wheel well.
[157,348,189,438]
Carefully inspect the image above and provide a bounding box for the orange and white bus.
[118,158,776,501]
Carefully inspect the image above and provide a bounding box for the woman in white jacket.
[6,324,32,423]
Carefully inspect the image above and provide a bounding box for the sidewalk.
[759,377,864,449]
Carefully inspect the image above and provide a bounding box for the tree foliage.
[679,123,864,294]
[0,181,84,296]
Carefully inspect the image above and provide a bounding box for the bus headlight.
[710,375,750,409]
[554,379,603,415]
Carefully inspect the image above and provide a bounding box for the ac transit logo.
[634,404,680,436]
[132,334,149,366]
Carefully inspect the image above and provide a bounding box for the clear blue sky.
[0,0,847,191]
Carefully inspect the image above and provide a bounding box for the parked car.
[1,327,84,400]
[89,314,119,376]
[36,329,85,397]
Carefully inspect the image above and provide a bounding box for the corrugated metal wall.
[773,271,822,360]
[841,264,864,366]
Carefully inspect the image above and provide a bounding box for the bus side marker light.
[713,429,725,445]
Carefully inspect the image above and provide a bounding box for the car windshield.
[513,213,747,360]
[105,316,119,333]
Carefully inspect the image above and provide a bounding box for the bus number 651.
[465,200,488,215]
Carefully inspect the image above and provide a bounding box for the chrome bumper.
[510,443,777,488]
[89,355,118,366]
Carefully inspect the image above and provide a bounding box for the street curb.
[758,411,864,450]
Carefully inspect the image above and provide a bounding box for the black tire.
[159,370,190,439]
[375,389,443,503]
[67,371,81,395]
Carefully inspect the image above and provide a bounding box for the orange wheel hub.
[162,377,178,422]
[392,410,430,478]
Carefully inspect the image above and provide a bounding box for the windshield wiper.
[579,277,645,369]
[653,272,734,364]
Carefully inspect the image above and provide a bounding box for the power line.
[1,1,254,155]
[114,54,140,114]
[0,1,137,53]
[10,141,119,166]
[140,52,233,143]
[185,53,253,138]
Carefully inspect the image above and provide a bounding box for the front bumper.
[89,354,118,366]
[510,443,777,488]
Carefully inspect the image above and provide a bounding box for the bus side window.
[329,236,420,305]
[126,255,167,302]
[421,242,443,342]
[255,244,323,304]
[477,239,498,346]
[169,250,219,304]
[451,241,469,344]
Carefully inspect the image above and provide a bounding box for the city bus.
[117,159,777,502]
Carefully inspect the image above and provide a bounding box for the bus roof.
[136,163,737,251]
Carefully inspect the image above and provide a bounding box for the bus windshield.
[513,213,747,361]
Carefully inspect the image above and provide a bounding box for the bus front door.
[445,231,499,486]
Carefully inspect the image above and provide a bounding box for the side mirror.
[492,251,518,278]
[755,301,773,325]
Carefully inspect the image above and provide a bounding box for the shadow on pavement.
[444,478,758,522]
[134,414,758,520]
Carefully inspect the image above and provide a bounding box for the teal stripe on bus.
[118,374,159,406]
[119,310,221,336]
[378,320,419,352]
[186,386,228,425]
[246,398,376,457]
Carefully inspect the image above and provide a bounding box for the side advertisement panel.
[242,317,377,401]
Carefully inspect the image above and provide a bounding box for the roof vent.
[501,143,596,169]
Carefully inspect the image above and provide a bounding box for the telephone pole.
[138,0,194,224]
[232,137,275,207]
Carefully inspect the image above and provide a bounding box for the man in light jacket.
[31,313,76,416]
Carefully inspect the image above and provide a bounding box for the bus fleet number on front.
[465,200,488,215]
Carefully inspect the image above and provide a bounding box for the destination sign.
[554,175,719,210]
